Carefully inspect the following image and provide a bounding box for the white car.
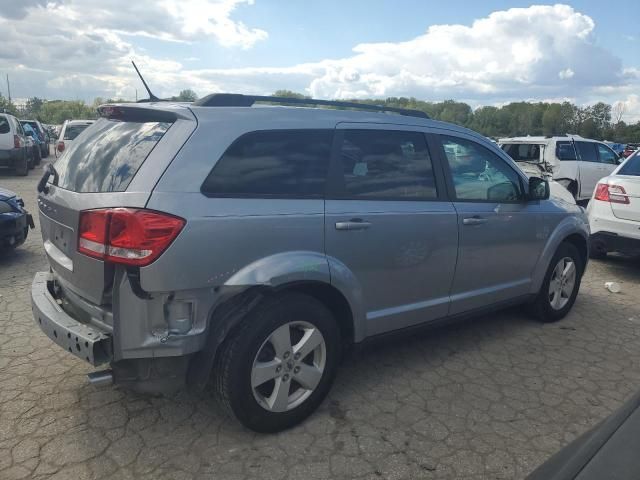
[56,119,94,156]
[500,135,621,201]
[587,151,640,258]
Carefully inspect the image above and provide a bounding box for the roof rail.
[192,93,429,119]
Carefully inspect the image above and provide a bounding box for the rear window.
[0,116,10,134]
[201,129,332,197]
[619,153,640,176]
[501,143,543,161]
[54,118,171,193]
[63,124,91,140]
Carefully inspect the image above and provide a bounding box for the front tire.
[530,242,583,323]
[215,293,341,433]
[34,147,42,165]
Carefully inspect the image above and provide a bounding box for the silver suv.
[32,95,589,432]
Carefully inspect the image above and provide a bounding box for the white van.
[0,112,30,175]
[499,135,621,201]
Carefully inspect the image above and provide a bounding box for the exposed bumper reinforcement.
[31,272,112,366]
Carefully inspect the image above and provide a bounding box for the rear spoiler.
[97,105,189,123]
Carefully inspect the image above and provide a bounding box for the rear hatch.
[610,154,640,222]
[38,105,194,305]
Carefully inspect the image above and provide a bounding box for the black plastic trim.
[193,93,429,119]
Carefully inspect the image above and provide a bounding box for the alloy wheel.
[251,321,326,412]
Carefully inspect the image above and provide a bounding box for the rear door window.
[201,129,333,197]
[54,118,171,193]
[575,142,598,162]
[63,124,91,140]
[337,129,437,199]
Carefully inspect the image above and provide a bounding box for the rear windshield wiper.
[37,164,59,194]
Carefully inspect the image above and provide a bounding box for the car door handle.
[335,219,372,231]
[462,216,488,226]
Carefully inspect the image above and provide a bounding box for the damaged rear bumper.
[31,271,112,365]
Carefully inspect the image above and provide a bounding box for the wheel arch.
[530,217,589,294]
[188,279,358,391]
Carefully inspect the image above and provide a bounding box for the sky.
[1,0,639,121]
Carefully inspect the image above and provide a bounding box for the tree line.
[3,89,639,143]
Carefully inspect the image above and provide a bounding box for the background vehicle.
[0,112,29,176]
[604,141,625,157]
[20,119,49,158]
[500,135,621,201]
[0,187,33,250]
[56,119,94,155]
[527,389,640,479]
[32,96,589,433]
[587,150,640,258]
[622,143,639,158]
[20,122,42,167]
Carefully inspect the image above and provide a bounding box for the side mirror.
[527,177,550,201]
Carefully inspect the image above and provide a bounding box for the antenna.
[131,60,160,102]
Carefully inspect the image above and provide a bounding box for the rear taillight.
[594,183,629,204]
[78,208,185,266]
[13,135,21,148]
[57,141,65,152]
[608,185,630,204]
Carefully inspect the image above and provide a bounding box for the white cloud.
[0,3,639,122]
[558,68,575,80]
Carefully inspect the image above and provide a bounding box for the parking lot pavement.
[1,163,640,480]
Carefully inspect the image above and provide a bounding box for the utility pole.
[6,74,10,103]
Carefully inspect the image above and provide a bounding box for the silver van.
[32,95,590,432]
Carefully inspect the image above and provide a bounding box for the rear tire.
[589,239,608,259]
[530,242,583,323]
[34,147,42,165]
[215,292,341,433]
[15,152,28,176]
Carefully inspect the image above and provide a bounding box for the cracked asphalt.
[1,159,640,479]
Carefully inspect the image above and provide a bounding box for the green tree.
[273,90,310,99]
[542,104,563,136]
[38,100,96,124]
[0,94,18,115]
[24,97,44,118]
[172,89,198,102]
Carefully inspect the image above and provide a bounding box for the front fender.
[530,214,589,294]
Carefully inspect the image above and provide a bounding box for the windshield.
[501,143,543,162]
[619,153,640,176]
[54,118,171,192]
[63,124,91,140]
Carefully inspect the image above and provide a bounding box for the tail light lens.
[57,141,65,152]
[594,183,629,204]
[78,208,185,266]
[13,135,21,148]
